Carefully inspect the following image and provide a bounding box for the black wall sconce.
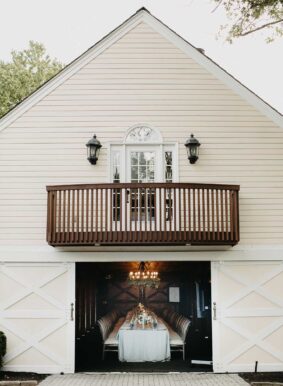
[86,134,102,165]
[185,134,201,164]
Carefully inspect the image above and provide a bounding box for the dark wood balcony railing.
[46,183,240,246]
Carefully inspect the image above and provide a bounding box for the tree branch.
[211,0,224,13]
[238,17,283,36]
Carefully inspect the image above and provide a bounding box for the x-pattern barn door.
[211,261,283,372]
[0,263,75,373]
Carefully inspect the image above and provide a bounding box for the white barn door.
[211,261,283,373]
[0,262,75,374]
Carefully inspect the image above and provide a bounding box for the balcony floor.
[49,231,238,246]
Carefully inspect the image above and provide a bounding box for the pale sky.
[1,0,283,113]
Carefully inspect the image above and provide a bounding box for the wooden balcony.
[46,183,240,247]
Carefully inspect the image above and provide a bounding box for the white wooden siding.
[0,21,282,245]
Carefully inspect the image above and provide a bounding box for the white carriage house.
[0,8,283,375]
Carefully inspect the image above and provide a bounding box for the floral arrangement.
[130,303,158,329]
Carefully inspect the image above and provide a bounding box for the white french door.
[126,146,163,183]
[110,143,177,232]
[126,147,161,230]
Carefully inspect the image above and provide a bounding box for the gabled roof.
[0,7,282,131]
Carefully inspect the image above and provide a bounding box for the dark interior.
[75,261,212,372]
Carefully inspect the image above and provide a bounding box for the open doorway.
[75,261,212,372]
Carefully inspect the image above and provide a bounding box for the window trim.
[109,142,179,183]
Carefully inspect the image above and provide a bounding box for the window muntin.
[112,151,121,183]
[130,151,155,183]
[112,151,121,221]
[165,151,173,183]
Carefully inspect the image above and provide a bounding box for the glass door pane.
[130,151,155,183]
[129,151,156,224]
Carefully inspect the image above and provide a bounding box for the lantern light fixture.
[86,134,102,165]
[185,134,201,164]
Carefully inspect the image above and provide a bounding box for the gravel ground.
[1,371,283,385]
[0,372,48,383]
[240,372,283,384]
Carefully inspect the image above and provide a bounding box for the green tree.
[0,41,64,117]
[213,0,283,42]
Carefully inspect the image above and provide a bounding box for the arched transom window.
[125,125,162,144]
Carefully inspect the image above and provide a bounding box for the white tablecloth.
[118,319,170,362]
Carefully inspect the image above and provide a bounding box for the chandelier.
[128,261,160,288]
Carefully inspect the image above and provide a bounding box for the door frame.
[211,261,220,372]
[68,263,76,374]
[108,142,179,183]
[76,260,212,372]
[109,143,179,231]
[126,146,161,229]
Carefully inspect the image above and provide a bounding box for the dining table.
[118,311,170,362]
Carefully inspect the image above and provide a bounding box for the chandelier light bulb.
[128,262,160,289]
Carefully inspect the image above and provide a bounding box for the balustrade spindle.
[220,190,224,241]
[169,188,172,240]
[86,189,89,243]
[180,189,183,241]
[225,190,228,241]
[212,189,215,240]
[202,188,205,242]
[105,189,108,242]
[81,189,84,243]
[192,189,195,242]
[63,190,66,244]
[197,189,200,241]
[174,188,177,241]
[90,189,94,243]
[207,189,210,241]
[135,189,138,239]
[188,188,191,241]
[234,191,239,242]
[183,188,186,242]
[67,190,70,244]
[218,190,221,240]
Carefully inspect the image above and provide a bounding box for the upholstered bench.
[160,309,191,360]
[97,311,125,359]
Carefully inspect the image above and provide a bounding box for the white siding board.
[42,105,257,111]
[0,21,283,245]
[43,89,244,95]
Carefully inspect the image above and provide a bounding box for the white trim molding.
[0,244,283,262]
